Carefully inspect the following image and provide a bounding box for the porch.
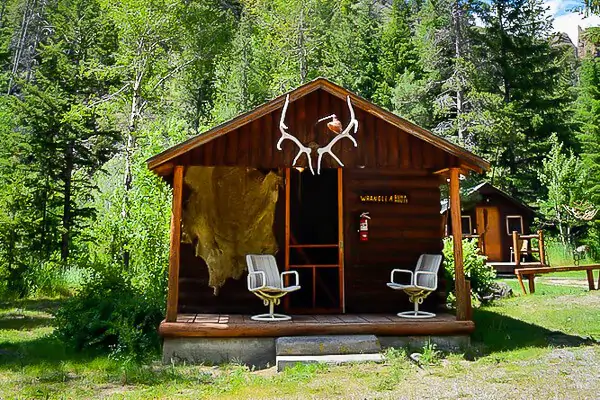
[159,313,474,338]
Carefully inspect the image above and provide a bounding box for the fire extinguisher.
[359,212,371,242]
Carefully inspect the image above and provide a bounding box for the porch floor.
[159,313,474,338]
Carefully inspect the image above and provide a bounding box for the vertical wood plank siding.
[169,89,459,171]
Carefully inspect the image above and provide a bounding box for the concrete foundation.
[276,335,380,356]
[163,334,470,369]
[377,335,470,352]
[163,337,276,368]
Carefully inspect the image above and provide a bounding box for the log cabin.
[442,182,541,274]
[146,78,490,366]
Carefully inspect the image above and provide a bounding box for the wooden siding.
[169,89,459,171]
[342,169,445,313]
[177,168,448,315]
[452,192,534,263]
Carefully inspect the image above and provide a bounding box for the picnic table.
[515,265,600,295]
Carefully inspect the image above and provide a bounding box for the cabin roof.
[441,182,536,215]
[147,78,490,173]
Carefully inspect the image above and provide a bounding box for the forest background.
[0,0,599,357]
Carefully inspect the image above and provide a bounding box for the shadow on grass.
[0,298,64,331]
[471,308,597,356]
[0,298,64,314]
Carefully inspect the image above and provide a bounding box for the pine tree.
[472,0,576,201]
[323,0,383,101]
[577,54,600,204]
[375,0,420,109]
[11,0,120,264]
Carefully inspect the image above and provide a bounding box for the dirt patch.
[541,278,591,287]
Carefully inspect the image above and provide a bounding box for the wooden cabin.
[147,78,490,365]
[442,182,540,273]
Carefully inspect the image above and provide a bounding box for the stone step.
[276,353,384,372]
[276,335,381,356]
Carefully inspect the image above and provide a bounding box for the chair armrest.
[415,271,438,290]
[280,270,299,289]
[390,269,413,285]
[247,271,266,291]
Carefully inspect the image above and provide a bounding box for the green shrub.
[54,272,164,360]
[443,237,496,300]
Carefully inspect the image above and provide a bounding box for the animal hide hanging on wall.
[182,166,282,295]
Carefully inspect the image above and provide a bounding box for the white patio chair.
[387,254,442,319]
[246,254,300,321]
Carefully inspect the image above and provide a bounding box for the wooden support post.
[465,280,473,321]
[512,231,520,267]
[516,271,527,295]
[284,168,291,311]
[449,168,468,321]
[528,274,535,294]
[166,165,184,322]
[537,230,545,265]
[586,270,595,290]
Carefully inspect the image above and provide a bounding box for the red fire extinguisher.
[359,212,371,242]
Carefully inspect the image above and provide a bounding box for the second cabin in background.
[442,182,543,274]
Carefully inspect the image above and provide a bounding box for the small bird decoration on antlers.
[277,94,359,175]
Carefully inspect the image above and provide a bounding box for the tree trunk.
[61,142,74,263]
[453,0,465,145]
[122,74,142,269]
[40,176,49,257]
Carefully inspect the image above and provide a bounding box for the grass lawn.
[0,289,599,399]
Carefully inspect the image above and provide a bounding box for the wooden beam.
[284,167,291,312]
[153,162,174,177]
[512,231,521,267]
[338,168,345,313]
[166,165,184,322]
[158,314,475,338]
[449,167,469,321]
[537,230,546,265]
[586,270,596,290]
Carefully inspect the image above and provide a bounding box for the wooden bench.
[515,265,600,295]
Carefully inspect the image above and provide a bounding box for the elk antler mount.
[276,94,359,175]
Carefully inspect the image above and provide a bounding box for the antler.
[316,96,359,174]
[563,203,599,221]
[276,94,314,174]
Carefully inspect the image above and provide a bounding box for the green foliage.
[54,273,164,359]
[419,341,441,366]
[539,135,589,245]
[0,0,596,361]
[443,237,496,298]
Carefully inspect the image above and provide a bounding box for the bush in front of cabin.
[54,270,164,360]
[443,237,496,303]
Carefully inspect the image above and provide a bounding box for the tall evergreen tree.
[13,0,120,263]
[472,0,576,201]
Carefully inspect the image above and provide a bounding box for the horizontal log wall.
[343,169,446,313]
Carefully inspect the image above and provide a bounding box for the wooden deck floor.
[159,313,475,338]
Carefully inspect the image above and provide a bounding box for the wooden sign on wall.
[359,193,408,204]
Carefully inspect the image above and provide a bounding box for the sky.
[547,0,600,44]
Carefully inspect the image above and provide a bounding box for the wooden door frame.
[284,167,345,313]
[338,168,345,313]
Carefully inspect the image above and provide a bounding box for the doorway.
[284,168,344,313]
[476,206,502,261]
